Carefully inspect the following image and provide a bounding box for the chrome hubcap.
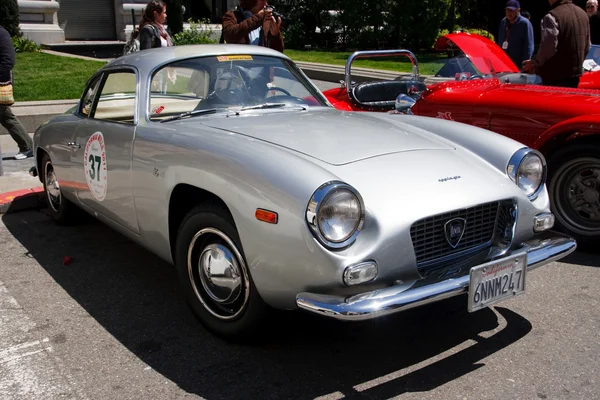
[198,244,242,304]
[187,227,249,320]
[44,161,61,212]
[552,158,600,236]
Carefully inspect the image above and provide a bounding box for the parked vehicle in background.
[323,33,600,246]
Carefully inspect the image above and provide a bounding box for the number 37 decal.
[83,131,108,202]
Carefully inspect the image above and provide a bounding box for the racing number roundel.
[83,131,107,201]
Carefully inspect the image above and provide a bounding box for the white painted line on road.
[0,347,54,364]
[0,338,50,359]
[0,280,89,399]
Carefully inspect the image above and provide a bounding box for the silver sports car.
[32,44,576,341]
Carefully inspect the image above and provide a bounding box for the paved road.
[1,207,598,400]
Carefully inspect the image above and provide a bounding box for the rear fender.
[534,114,600,151]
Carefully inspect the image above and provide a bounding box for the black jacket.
[0,25,15,83]
[591,12,600,45]
[139,24,162,50]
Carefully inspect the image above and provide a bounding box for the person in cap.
[522,0,590,88]
[497,0,534,68]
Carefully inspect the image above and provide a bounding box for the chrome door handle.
[67,142,81,149]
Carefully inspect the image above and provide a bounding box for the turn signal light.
[255,208,278,224]
[533,213,555,232]
[343,261,378,286]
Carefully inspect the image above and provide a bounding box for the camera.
[264,6,290,29]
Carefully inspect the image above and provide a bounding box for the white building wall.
[17,0,65,44]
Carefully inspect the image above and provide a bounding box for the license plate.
[468,252,528,312]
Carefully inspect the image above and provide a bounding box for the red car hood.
[434,33,519,74]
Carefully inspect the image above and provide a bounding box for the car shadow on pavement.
[2,209,533,400]
[561,250,600,268]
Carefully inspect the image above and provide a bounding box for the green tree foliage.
[384,0,452,49]
[0,0,22,37]
[276,0,589,51]
[167,0,184,36]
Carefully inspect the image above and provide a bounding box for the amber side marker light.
[255,208,278,224]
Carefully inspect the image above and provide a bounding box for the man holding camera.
[221,0,284,52]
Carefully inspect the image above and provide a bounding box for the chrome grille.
[410,201,501,268]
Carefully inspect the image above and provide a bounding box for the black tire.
[175,204,271,342]
[41,152,77,225]
[547,143,600,247]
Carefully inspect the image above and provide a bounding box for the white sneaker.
[14,150,33,160]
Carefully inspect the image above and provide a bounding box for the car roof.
[106,44,292,72]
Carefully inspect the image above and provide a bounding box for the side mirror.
[395,94,416,114]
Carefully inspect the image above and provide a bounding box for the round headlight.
[306,182,365,249]
[518,153,544,196]
[508,148,546,199]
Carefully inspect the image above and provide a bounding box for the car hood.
[435,33,519,74]
[199,109,454,165]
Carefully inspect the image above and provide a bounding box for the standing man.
[497,1,535,68]
[221,0,283,52]
[0,25,32,159]
[522,0,590,88]
[587,0,598,16]
[587,0,600,45]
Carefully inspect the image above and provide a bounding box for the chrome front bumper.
[295,233,577,321]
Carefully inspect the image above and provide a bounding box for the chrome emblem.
[444,218,466,248]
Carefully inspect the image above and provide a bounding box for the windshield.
[148,55,330,121]
[584,44,600,71]
[435,53,498,80]
[434,53,543,85]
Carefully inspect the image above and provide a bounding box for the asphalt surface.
[1,79,599,399]
[1,208,599,400]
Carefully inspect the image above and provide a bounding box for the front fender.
[533,114,600,150]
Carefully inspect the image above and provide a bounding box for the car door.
[69,68,140,234]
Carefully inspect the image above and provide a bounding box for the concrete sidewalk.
[0,133,45,214]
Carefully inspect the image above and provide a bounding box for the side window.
[149,66,209,120]
[80,77,102,117]
[91,71,137,124]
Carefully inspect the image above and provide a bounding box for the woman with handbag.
[0,25,32,160]
[138,1,173,50]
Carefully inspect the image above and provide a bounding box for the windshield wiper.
[237,102,307,112]
[238,103,288,112]
[160,108,219,123]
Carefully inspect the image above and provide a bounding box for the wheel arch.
[167,183,234,264]
[35,147,49,184]
[535,115,600,160]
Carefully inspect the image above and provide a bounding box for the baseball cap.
[506,0,520,10]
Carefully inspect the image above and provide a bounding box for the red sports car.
[322,33,600,245]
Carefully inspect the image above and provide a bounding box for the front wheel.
[547,144,600,246]
[175,204,271,341]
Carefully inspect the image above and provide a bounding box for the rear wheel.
[175,204,271,342]
[41,152,76,224]
[547,144,600,246]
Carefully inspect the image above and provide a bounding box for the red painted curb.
[0,187,45,213]
[0,187,44,205]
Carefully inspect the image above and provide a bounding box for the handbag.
[0,81,15,106]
